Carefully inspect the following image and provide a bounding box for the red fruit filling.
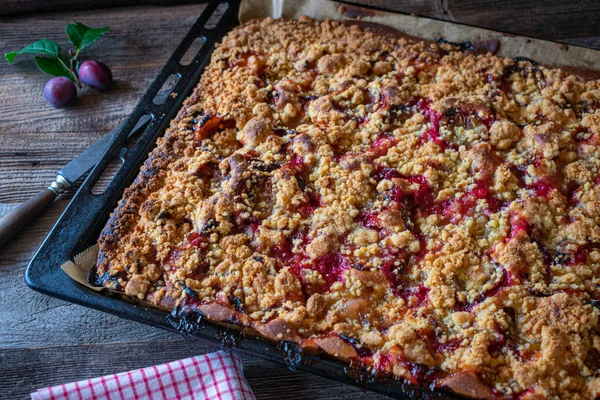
[296,191,322,217]
[509,214,529,239]
[293,252,350,292]
[358,211,382,230]
[369,133,398,157]
[568,248,588,266]
[381,261,429,307]
[418,100,449,149]
[193,114,235,141]
[479,114,496,130]
[228,50,259,69]
[187,232,210,248]
[270,235,349,293]
[373,166,506,221]
[284,153,306,174]
[529,177,558,198]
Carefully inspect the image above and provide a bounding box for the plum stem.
[59,56,82,88]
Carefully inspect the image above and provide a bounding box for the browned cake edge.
[94,19,600,399]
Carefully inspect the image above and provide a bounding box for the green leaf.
[5,52,18,63]
[81,26,109,50]
[34,56,74,80]
[65,22,109,50]
[5,39,61,64]
[65,22,88,48]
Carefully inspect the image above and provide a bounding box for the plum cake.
[96,17,600,399]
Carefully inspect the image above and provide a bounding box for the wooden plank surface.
[0,3,390,399]
[0,1,598,399]
[0,340,386,399]
[3,0,600,48]
[0,1,199,16]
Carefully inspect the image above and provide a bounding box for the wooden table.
[0,2,598,399]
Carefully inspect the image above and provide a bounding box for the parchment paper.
[61,244,103,291]
[239,0,600,70]
[62,0,599,287]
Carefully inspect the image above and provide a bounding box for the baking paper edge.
[239,0,600,70]
[61,244,103,291]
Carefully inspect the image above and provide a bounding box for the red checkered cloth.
[31,351,256,400]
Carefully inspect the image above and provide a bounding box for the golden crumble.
[96,17,600,399]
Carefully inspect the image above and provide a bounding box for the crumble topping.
[97,17,600,399]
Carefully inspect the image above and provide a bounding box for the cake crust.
[96,17,600,399]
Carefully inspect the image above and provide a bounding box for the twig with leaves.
[5,22,112,108]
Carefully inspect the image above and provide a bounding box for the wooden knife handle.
[0,188,58,248]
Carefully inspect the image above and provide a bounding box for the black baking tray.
[24,1,460,398]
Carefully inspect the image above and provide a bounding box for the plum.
[44,77,77,108]
[78,60,112,91]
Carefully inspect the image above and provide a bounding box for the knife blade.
[0,116,152,248]
[0,83,173,247]
[57,114,151,185]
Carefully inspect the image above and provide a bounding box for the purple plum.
[44,77,77,108]
[78,60,113,91]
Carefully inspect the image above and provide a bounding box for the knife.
[0,114,152,248]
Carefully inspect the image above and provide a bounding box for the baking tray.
[23,2,454,398]
[27,0,590,398]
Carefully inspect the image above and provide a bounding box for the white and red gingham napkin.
[31,351,256,400]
